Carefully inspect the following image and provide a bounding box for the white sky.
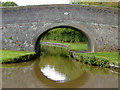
[0,0,70,6]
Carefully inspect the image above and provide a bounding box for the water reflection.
[38,55,87,83]
[34,58,89,88]
[2,45,118,88]
[41,65,66,83]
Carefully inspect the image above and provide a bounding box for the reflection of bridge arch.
[34,59,90,88]
[33,23,97,55]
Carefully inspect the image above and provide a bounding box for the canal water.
[2,46,118,88]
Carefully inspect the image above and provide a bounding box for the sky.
[0,0,118,6]
[0,0,70,6]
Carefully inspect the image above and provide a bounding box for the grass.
[40,40,87,51]
[0,50,36,63]
[89,52,118,65]
[75,52,118,66]
[86,52,118,64]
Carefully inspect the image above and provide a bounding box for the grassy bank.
[1,40,118,67]
[74,52,118,67]
[40,40,87,51]
[41,40,118,67]
[0,50,36,63]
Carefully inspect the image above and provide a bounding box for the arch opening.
[34,25,97,56]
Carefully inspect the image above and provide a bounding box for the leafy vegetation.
[1,1,18,7]
[71,2,119,8]
[41,28,87,43]
[0,50,36,63]
[74,52,118,66]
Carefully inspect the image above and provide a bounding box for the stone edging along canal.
[41,42,120,70]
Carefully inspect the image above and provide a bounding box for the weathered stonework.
[1,4,118,53]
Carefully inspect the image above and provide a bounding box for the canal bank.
[2,54,118,88]
[0,42,119,69]
[41,42,119,69]
[0,50,36,64]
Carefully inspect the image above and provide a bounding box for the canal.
[2,46,118,88]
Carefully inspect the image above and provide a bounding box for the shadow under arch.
[34,59,90,88]
[33,23,98,56]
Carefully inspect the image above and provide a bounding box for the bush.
[41,28,86,43]
[75,54,109,67]
[2,1,18,7]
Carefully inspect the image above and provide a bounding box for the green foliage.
[72,2,119,8]
[18,43,21,46]
[9,36,13,40]
[87,52,118,65]
[41,28,86,43]
[75,53,109,67]
[75,52,118,67]
[2,1,18,7]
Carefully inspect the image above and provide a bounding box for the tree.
[2,1,18,7]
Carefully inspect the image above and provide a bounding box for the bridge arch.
[33,23,98,55]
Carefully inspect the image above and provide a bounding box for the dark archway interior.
[35,26,92,56]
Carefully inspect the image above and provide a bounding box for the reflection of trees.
[39,55,85,82]
[34,58,89,88]
[41,46,68,57]
[41,46,119,76]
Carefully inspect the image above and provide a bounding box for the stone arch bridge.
[1,4,118,54]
